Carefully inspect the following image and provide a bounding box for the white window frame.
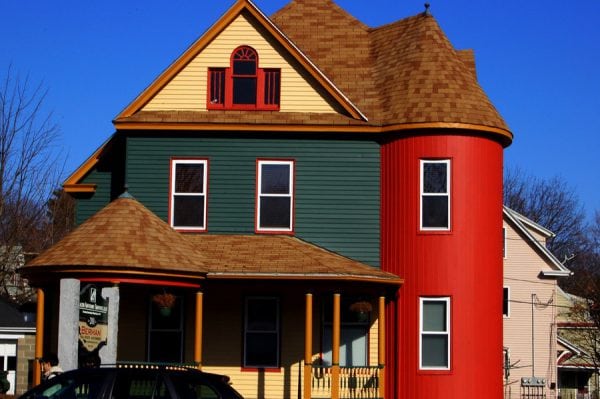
[256,160,294,232]
[243,296,280,368]
[503,286,510,318]
[420,159,451,231]
[170,159,208,231]
[419,297,451,370]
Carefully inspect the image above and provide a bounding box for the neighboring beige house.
[503,207,571,399]
[556,287,599,399]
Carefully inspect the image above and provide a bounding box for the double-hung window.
[170,159,208,231]
[256,160,294,232]
[244,297,279,368]
[420,297,450,370]
[420,159,450,230]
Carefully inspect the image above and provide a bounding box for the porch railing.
[311,365,382,399]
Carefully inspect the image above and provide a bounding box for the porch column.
[332,293,341,399]
[34,288,45,385]
[58,278,80,371]
[378,295,386,399]
[304,293,313,399]
[194,291,203,370]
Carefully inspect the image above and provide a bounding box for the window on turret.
[169,159,208,231]
[420,297,450,370]
[420,159,450,230]
[207,46,281,110]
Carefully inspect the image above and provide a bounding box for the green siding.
[76,168,113,225]
[126,135,380,266]
[74,136,126,225]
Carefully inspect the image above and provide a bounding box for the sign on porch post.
[78,284,108,367]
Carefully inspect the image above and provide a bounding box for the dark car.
[19,364,244,399]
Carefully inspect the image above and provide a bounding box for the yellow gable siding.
[143,13,337,113]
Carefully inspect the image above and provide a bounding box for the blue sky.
[1,0,599,216]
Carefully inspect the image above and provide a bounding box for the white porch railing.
[311,366,382,399]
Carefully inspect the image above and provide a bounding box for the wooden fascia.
[114,0,367,122]
[62,136,114,193]
[206,273,404,286]
[113,120,513,145]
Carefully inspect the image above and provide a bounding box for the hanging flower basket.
[349,300,373,314]
[152,292,176,316]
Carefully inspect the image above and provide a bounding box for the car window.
[21,370,106,399]
[111,370,171,399]
[169,375,219,399]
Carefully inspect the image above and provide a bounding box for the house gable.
[142,12,339,115]
[503,207,571,277]
[116,0,365,122]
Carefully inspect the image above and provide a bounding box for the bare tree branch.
[0,65,69,303]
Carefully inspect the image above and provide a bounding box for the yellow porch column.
[378,295,386,399]
[304,293,313,399]
[332,293,341,399]
[34,288,45,385]
[194,291,203,370]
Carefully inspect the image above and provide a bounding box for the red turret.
[377,12,512,399]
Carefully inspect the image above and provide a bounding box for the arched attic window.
[208,46,280,110]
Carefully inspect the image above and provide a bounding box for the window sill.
[207,104,280,111]
[172,227,208,233]
[255,229,294,235]
[417,368,452,375]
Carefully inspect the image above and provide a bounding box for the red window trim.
[255,158,295,234]
[207,46,280,111]
[240,367,282,373]
[168,157,209,233]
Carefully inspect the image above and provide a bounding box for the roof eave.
[207,272,404,285]
[541,270,573,278]
[503,206,571,275]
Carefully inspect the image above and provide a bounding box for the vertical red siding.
[382,132,504,399]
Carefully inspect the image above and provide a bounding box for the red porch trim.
[79,277,201,288]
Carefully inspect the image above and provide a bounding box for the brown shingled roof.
[185,234,402,284]
[21,195,210,278]
[22,196,401,286]
[112,0,511,143]
[271,1,509,132]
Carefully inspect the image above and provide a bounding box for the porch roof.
[185,234,403,284]
[21,196,402,286]
[20,194,211,282]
